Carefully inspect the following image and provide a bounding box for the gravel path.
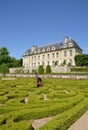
[32,116,54,130]
[32,111,88,130]
[67,111,88,130]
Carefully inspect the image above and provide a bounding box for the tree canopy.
[74,54,88,66]
[0,47,22,74]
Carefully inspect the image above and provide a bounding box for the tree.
[55,61,58,66]
[45,65,51,74]
[38,65,44,74]
[63,60,66,66]
[0,47,9,55]
[0,47,22,74]
[10,57,22,67]
[74,54,88,66]
[0,47,11,65]
[0,63,9,77]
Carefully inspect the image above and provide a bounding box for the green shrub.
[39,99,88,130]
[45,65,51,74]
[0,78,88,130]
[71,67,88,72]
[38,65,44,74]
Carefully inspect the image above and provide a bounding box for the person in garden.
[35,73,43,87]
[37,77,43,87]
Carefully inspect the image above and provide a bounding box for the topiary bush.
[45,65,51,74]
[38,65,44,74]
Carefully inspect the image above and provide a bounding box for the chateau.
[23,36,82,72]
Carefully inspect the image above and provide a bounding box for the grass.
[0,77,88,130]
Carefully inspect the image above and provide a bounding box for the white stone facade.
[23,36,82,72]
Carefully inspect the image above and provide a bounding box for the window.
[56,53,59,58]
[47,54,50,59]
[47,61,49,65]
[42,55,45,59]
[47,47,50,51]
[52,53,55,58]
[64,51,67,57]
[42,48,45,52]
[69,50,72,56]
[70,59,72,65]
[34,56,36,60]
[69,43,73,47]
[52,61,55,66]
[32,56,33,61]
[38,55,40,60]
[34,63,36,67]
[38,62,40,66]
[52,46,55,50]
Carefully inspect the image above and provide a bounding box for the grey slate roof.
[64,38,81,49]
[38,42,63,50]
[23,37,82,56]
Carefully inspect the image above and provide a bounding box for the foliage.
[0,47,11,65]
[0,47,9,55]
[71,67,88,72]
[0,63,9,76]
[0,78,88,130]
[74,54,88,66]
[38,65,44,74]
[63,60,66,65]
[10,57,22,67]
[0,47,22,74]
[55,61,58,66]
[45,65,51,74]
[39,100,88,130]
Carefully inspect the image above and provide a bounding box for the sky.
[0,0,88,59]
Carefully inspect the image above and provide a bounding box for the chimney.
[31,46,37,52]
[64,36,69,44]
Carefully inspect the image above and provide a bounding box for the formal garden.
[0,47,88,129]
[0,77,88,130]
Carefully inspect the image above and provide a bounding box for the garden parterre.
[0,77,88,130]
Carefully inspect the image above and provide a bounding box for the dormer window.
[47,47,50,51]
[52,46,55,50]
[63,44,67,48]
[42,48,45,52]
[69,43,73,47]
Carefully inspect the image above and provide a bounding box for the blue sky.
[0,0,88,59]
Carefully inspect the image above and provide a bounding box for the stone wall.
[9,65,71,73]
[51,65,71,73]
[1,73,88,79]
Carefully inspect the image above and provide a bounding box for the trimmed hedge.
[71,67,88,72]
[0,78,88,130]
[39,99,88,130]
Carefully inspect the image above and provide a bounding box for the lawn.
[0,77,88,130]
